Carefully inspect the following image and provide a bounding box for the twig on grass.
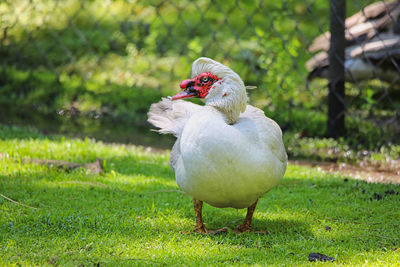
[0,193,38,210]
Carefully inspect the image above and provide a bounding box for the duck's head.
[172,57,248,124]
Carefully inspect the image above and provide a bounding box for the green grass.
[1,125,399,266]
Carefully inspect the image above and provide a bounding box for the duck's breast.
[175,107,284,209]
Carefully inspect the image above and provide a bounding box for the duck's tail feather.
[147,98,201,137]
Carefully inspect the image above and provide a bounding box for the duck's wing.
[147,98,202,137]
[148,98,202,171]
[241,105,287,164]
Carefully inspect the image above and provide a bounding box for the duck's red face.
[172,72,220,100]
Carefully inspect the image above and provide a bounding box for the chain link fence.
[0,0,399,148]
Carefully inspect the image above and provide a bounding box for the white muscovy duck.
[148,57,287,234]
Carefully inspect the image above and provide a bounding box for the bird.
[306,0,400,85]
[148,57,287,234]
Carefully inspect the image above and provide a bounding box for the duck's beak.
[171,90,198,100]
[171,78,199,100]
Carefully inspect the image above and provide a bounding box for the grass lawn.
[0,125,399,266]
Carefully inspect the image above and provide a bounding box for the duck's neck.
[213,105,241,125]
[208,95,245,124]
[204,78,248,124]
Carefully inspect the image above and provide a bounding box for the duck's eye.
[201,77,209,83]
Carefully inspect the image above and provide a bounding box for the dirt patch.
[291,160,400,184]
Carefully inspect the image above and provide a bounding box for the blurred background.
[1,0,399,161]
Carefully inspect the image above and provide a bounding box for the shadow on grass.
[0,166,313,238]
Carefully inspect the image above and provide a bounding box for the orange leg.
[187,199,227,235]
[235,199,269,234]
[193,199,207,233]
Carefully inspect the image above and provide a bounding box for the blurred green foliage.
[0,0,398,148]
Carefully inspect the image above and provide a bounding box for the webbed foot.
[234,224,269,234]
[181,226,228,235]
